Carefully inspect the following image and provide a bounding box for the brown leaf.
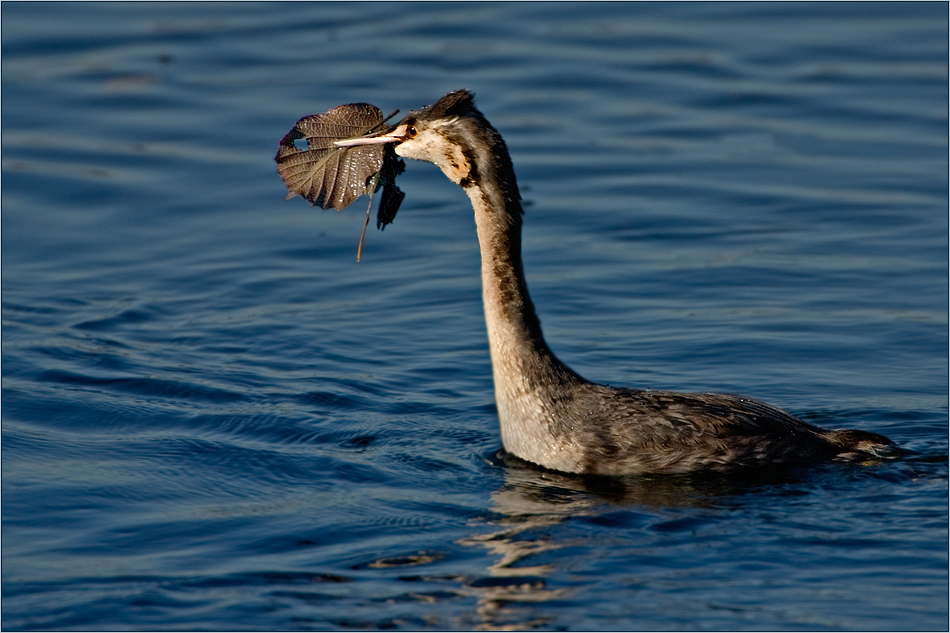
[275,103,388,210]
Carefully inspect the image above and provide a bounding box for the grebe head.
[335,90,512,193]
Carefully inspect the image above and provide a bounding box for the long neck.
[463,155,585,409]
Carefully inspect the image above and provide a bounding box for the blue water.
[3,2,947,630]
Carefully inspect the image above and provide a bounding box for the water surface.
[3,2,947,630]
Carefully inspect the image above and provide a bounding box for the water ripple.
[2,3,945,631]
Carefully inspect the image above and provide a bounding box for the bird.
[333,89,899,475]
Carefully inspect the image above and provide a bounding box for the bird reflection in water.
[456,452,809,630]
[457,507,570,630]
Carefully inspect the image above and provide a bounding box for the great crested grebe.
[332,90,898,475]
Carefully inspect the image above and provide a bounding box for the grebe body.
[334,90,898,475]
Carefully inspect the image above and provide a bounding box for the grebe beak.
[335,123,411,147]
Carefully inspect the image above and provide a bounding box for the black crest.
[420,89,475,119]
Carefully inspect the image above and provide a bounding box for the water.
[2,2,947,630]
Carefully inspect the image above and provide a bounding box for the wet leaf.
[276,103,396,211]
